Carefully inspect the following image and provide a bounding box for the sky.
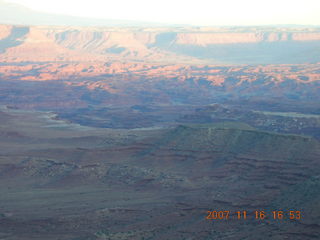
[5,0,320,26]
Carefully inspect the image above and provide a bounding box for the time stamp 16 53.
[206,210,301,220]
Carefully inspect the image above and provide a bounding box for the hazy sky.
[5,0,320,26]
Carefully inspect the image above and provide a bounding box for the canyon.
[0,22,320,240]
[0,108,319,240]
[1,24,320,64]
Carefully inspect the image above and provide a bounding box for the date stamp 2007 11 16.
[206,210,301,220]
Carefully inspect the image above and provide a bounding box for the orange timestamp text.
[206,210,301,220]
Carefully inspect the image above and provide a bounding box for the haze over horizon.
[1,0,320,239]
[2,0,320,26]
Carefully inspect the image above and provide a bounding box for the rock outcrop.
[1,24,320,64]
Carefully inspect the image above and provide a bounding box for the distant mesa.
[1,24,320,64]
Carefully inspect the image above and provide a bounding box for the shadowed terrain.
[0,108,319,239]
[0,19,320,239]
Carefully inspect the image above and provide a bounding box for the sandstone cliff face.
[175,32,320,45]
[1,24,320,64]
[0,25,12,39]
